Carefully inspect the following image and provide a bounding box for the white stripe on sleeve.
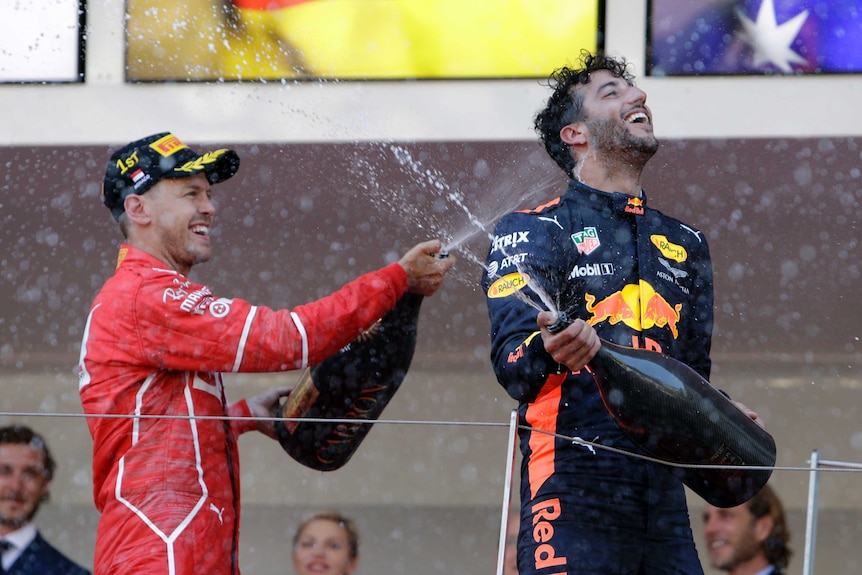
[290,311,309,369]
[232,306,258,372]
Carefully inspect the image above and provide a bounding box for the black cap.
[102,132,241,221]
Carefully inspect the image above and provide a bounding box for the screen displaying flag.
[126,0,602,81]
[650,0,862,75]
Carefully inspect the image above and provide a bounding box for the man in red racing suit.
[78,132,454,575]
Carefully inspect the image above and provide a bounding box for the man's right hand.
[538,311,601,372]
[398,239,456,296]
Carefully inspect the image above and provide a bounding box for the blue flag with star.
[650,0,862,75]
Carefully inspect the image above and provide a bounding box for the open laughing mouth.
[624,110,650,124]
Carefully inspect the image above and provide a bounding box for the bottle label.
[281,369,320,433]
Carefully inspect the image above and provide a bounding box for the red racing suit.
[77,245,408,575]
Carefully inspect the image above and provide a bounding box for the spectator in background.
[292,510,359,575]
[702,484,792,575]
[0,425,91,575]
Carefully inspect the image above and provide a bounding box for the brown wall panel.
[2,137,861,574]
[2,138,859,369]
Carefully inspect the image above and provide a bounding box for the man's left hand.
[246,386,293,439]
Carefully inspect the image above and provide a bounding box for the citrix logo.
[491,231,529,253]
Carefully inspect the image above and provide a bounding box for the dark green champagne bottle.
[549,313,776,507]
[274,293,423,471]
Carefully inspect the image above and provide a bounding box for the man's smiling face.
[141,173,216,275]
[576,69,659,161]
[0,443,51,533]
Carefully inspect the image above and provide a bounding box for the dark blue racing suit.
[483,180,714,575]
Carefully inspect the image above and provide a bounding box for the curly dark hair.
[534,51,636,178]
[748,484,793,569]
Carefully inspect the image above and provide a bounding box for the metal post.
[496,409,519,575]
[802,449,820,575]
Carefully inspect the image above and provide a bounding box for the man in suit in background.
[0,425,90,575]
[702,483,792,575]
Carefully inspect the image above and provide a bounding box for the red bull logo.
[487,272,530,299]
[508,344,524,363]
[625,197,645,215]
[642,282,682,338]
[585,280,682,339]
[584,285,639,328]
[507,332,540,364]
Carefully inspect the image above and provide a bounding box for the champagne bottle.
[548,313,776,508]
[274,292,423,471]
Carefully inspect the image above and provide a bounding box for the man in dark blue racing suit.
[483,52,744,575]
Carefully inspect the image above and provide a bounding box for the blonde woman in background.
[292,511,359,575]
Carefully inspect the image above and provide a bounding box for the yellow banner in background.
[126,0,600,81]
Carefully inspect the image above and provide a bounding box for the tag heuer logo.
[572,227,600,255]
